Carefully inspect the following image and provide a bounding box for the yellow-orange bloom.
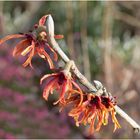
[68,93,121,134]
[40,71,83,105]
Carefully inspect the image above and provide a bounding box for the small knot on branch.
[133,127,140,134]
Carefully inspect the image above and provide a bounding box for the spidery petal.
[0,34,25,45]
[40,73,58,84]
[13,39,31,57]
[43,78,58,100]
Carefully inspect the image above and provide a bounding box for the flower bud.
[45,14,54,37]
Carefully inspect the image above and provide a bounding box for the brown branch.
[45,15,140,132]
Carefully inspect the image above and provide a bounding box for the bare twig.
[46,15,97,93]
[45,15,140,132]
[114,106,140,133]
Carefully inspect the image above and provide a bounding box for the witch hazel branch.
[0,14,140,135]
[45,15,140,133]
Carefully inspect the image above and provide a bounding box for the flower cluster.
[40,69,121,134]
[40,71,83,106]
[0,15,63,69]
[0,14,120,135]
[67,94,121,134]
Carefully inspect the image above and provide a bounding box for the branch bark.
[45,15,140,133]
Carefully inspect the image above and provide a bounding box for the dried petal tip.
[39,15,48,26]
[45,15,54,37]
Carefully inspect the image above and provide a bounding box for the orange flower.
[68,93,121,135]
[0,15,63,69]
[40,71,83,105]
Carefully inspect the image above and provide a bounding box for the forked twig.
[46,15,140,132]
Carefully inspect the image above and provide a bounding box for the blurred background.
[0,1,140,139]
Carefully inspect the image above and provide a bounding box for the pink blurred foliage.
[0,129,16,139]
[0,111,17,122]
[0,42,71,138]
[0,42,33,84]
[0,87,26,107]
[0,85,71,138]
[0,88,71,138]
